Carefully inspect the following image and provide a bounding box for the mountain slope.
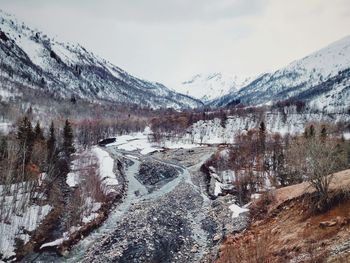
[0,11,202,110]
[211,36,350,111]
[175,73,252,102]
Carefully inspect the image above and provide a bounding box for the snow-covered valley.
[0,4,350,263]
[18,143,248,263]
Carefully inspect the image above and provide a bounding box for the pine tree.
[259,121,266,153]
[0,136,8,160]
[17,116,34,164]
[47,121,56,163]
[34,121,44,141]
[63,119,75,157]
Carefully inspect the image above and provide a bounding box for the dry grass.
[216,169,350,263]
[273,170,350,209]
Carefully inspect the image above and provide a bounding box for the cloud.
[59,0,267,22]
[0,0,267,23]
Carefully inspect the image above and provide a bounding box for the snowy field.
[106,127,160,154]
[0,184,51,259]
[91,147,119,195]
[41,147,118,250]
[105,127,206,154]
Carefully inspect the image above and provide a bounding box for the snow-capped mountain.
[211,35,350,111]
[176,73,252,102]
[0,11,202,109]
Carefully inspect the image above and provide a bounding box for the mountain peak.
[176,72,253,102]
[0,11,202,109]
[210,35,350,111]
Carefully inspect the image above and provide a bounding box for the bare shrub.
[249,191,276,220]
[287,136,347,212]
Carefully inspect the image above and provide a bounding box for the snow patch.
[82,213,99,224]
[214,181,224,196]
[0,202,51,258]
[229,203,249,218]
[106,127,160,155]
[66,172,79,187]
[91,147,118,195]
[40,238,64,249]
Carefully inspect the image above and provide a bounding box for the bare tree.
[305,137,346,211]
[288,136,347,211]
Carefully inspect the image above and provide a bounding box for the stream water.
[26,146,206,262]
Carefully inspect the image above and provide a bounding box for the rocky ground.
[137,159,179,193]
[71,146,248,263]
[25,146,248,263]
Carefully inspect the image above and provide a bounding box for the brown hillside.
[216,169,350,263]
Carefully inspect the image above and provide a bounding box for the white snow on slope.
[214,35,350,108]
[176,73,252,102]
[15,35,48,69]
[0,200,51,259]
[175,112,350,145]
[229,203,249,218]
[0,10,201,110]
[92,147,118,195]
[51,42,80,65]
[288,35,350,78]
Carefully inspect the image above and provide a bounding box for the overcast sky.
[1,0,350,88]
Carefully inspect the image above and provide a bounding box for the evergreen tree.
[0,136,8,160]
[47,121,56,163]
[34,121,44,141]
[259,121,266,153]
[17,116,34,164]
[63,119,75,157]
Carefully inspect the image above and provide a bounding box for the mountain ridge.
[210,35,350,111]
[0,10,203,110]
[175,72,253,102]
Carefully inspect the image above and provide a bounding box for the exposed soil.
[216,169,350,263]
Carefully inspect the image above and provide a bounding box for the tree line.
[202,122,350,212]
[0,115,75,218]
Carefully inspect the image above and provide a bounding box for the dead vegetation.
[216,169,350,263]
